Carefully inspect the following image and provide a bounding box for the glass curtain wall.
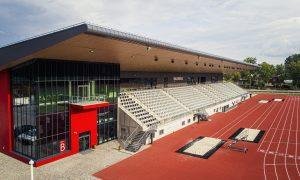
[11,59,119,160]
[97,105,117,144]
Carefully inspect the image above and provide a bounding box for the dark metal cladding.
[0,24,88,68]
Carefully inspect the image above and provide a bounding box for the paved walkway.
[0,140,131,180]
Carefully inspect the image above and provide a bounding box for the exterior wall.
[118,109,142,141]
[151,114,195,142]
[0,70,12,154]
[205,94,249,115]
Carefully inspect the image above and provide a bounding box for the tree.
[224,72,241,82]
[258,62,276,84]
[224,73,231,81]
[285,54,300,87]
[244,57,257,64]
[241,61,275,88]
[275,64,285,83]
[231,72,241,82]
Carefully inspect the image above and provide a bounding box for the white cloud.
[0,0,300,64]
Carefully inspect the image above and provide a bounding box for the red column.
[0,70,13,154]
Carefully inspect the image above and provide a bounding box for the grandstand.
[119,82,249,152]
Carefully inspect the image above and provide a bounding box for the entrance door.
[77,85,90,100]
[79,132,90,152]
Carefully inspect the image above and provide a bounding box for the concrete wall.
[205,94,249,115]
[151,114,195,142]
[118,109,142,141]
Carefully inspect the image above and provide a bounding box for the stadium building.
[0,23,257,166]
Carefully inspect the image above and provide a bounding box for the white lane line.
[254,100,279,129]
[295,97,300,176]
[261,141,299,144]
[266,164,300,166]
[216,102,270,138]
[273,97,293,180]
[259,149,300,159]
[284,97,296,179]
[258,98,290,151]
[250,100,278,128]
[270,128,299,132]
[211,102,262,137]
[262,98,290,180]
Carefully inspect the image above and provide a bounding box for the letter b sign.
[60,140,66,152]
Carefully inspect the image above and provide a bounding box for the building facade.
[0,23,257,166]
[1,59,119,165]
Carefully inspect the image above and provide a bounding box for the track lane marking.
[295,97,300,176]
[252,100,279,129]
[273,97,293,180]
[261,97,290,180]
[258,97,290,151]
[210,101,262,137]
[249,100,278,128]
[218,102,271,138]
[284,97,296,179]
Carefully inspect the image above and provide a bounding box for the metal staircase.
[125,131,148,152]
[122,125,157,152]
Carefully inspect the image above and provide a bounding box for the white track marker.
[262,98,290,180]
[258,98,290,151]
[284,97,296,180]
[211,103,262,138]
[251,100,278,129]
[273,97,293,180]
[294,97,300,176]
[218,102,274,139]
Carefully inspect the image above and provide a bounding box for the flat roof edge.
[85,23,258,67]
[0,22,258,69]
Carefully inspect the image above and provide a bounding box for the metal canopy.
[0,22,257,72]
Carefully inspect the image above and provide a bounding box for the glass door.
[78,85,89,99]
[79,132,90,152]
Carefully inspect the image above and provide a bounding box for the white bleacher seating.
[119,82,248,128]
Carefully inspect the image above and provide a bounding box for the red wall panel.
[70,108,98,153]
[0,70,12,154]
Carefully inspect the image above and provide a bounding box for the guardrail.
[120,126,139,149]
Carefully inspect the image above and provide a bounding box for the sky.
[0,0,299,65]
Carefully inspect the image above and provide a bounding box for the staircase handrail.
[123,126,139,149]
[136,130,149,147]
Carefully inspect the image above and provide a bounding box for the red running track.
[94,94,300,180]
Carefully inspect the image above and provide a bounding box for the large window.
[97,105,117,144]
[11,59,119,160]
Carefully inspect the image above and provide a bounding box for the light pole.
[250,74,254,89]
[29,159,34,180]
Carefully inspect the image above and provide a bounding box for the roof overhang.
[0,23,258,73]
